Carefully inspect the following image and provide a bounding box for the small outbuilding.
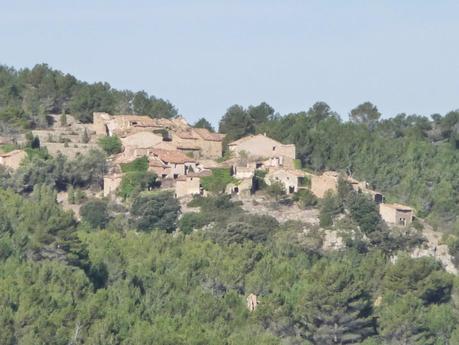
[379,203,414,227]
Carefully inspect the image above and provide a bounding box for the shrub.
[80,199,109,228]
[98,135,122,155]
[120,156,148,173]
[130,191,180,232]
[179,212,207,234]
[117,171,157,200]
[201,168,237,194]
[293,189,318,209]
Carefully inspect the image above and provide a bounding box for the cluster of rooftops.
[0,112,414,227]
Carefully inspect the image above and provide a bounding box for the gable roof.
[228,134,288,147]
[150,148,195,164]
[193,128,225,142]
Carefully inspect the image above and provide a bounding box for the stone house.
[379,203,414,226]
[307,171,339,198]
[93,112,224,158]
[171,128,224,159]
[0,150,27,170]
[121,132,163,151]
[265,169,306,194]
[175,176,201,198]
[228,134,296,164]
[103,174,123,197]
[225,178,253,197]
[307,171,384,203]
[149,148,197,179]
[175,171,211,198]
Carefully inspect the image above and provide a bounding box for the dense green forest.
[0,64,177,129]
[1,64,459,344]
[218,102,459,230]
[1,187,458,345]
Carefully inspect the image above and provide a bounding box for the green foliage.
[319,191,341,227]
[293,189,318,209]
[117,171,157,199]
[81,127,90,143]
[120,156,149,173]
[80,199,110,228]
[0,186,457,344]
[98,135,122,155]
[178,212,208,234]
[130,191,180,232]
[5,150,107,193]
[258,105,458,228]
[265,180,286,200]
[200,168,237,194]
[0,64,178,125]
[348,193,383,234]
[193,117,214,132]
[291,259,375,344]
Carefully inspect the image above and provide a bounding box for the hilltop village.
[1,111,414,227]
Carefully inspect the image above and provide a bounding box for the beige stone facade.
[308,171,339,198]
[266,169,306,194]
[225,178,253,197]
[103,174,123,197]
[175,176,201,198]
[379,203,414,226]
[228,134,296,162]
[121,132,163,150]
[92,112,224,158]
[0,150,27,170]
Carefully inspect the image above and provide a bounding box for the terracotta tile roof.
[176,143,200,150]
[148,158,167,168]
[150,148,195,164]
[176,130,199,140]
[193,128,225,141]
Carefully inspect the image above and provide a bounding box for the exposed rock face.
[237,194,319,224]
[410,224,457,274]
[246,293,259,312]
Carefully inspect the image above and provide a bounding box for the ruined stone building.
[228,134,296,166]
[92,112,225,159]
[265,168,307,194]
[175,171,212,198]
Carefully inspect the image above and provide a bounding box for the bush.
[120,156,149,173]
[130,191,180,232]
[201,168,237,193]
[265,181,285,200]
[80,199,110,228]
[98,135,122,155]
[319,191,341,227]
[348,193,382,234]
[179,212,207,234]
[117,171,158,200]
[293,189,318,209]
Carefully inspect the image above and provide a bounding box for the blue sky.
[1,0,459,124]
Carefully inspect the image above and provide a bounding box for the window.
[272,146,276,151]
